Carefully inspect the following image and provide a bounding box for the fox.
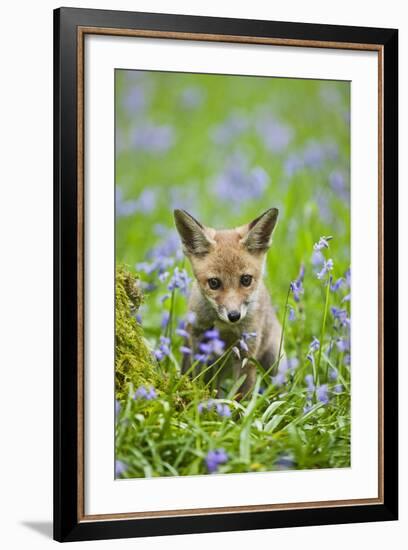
[173,207,283,398]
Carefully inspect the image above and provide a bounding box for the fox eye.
[208,277,221,290]
[240,274,253,287]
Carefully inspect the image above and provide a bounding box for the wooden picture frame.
[54,7,398,542]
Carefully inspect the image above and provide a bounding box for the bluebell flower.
[309,337,320,353]
[180,345,192,355]
[115,460,127,478]
[204,329,220,339]
[167,267,191,295]
[116,187,139,217]
[290,264,305,302]
[215,403,232,417]
[305,373,315,392]
[123,86,146,114]
[336,338,350,353]
[333,384,343,394]
[303,402,313,414]
[331,277,344,291]
[212,152,268,207]
[272,372,286,387]
[160,311,170,330]
[154,335,171,360]
[205,449,228,474]
[179,86,205,109]
[313,235,333,251]
[275,452,295,470]
[329,367,338,381]
[256,116,293,153]
[288,306,296,321]
[329,170,349,201]
[311,250,325,266]
[284,152,304,177]
[134,385,157,400]
[115,400,121,417]
[316,258,334,280]
[211,113,248,145]
[331,307,350,327]
[316,384,329,404]
[130,122,175,154]
[176,327,190,339]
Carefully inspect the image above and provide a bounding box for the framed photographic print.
[54,7,398,542]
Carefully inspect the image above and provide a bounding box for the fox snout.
[216,298,249,324]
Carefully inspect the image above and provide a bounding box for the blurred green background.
[115,69,350,342]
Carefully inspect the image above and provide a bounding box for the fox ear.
[173,209,214,256]
[240,208,279,252]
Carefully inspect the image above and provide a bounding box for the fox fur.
[173,208,282,397]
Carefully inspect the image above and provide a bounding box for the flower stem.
[316,276,331,384]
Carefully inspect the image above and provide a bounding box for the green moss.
[115,265,209,406]
[115,265,157,401]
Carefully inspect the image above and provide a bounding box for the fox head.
[174,208,279,325]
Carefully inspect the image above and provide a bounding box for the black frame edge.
[53,7,398,542]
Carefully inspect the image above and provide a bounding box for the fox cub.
[174,208,282,397]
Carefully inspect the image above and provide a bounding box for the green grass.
[115,70,351,477]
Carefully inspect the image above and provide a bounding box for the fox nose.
[227,310,241,323]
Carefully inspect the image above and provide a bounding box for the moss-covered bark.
[115,266,157,401]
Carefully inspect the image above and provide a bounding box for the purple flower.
[167,267,191,295]
[205,449,228,474]
[333,384,343,394]
[316,384,329,404]
[134,385,157,400]
[290,264,305,302]
[204,329,220,339]
[212,152,269,207]
[216,403,231,417]
[179,86,205,109]
[130,122,175,154]
[180,345,192,355]
[331,307,350,327]
[309,337,320,353]
[256,116,293,153]
[316,258,334,280]
[329,170,349,201]
[303,402,313,414]
[331,277,344,291]
[329,367,338,381]
[115,400,121,418]
[123,86,146,114]
[211,113,248,145]
[160,311,170,330]
[284,152,304,177]
[176,327,190,339]
[305,373,315,392]
[336,338,350,353]
[154,335,171,360]
[115,460,127,478]
[311,250,325,266]
[313,235,333,251]
[275,453,295,470]
[272,372,286,387]
[116,187,139,217]
[288,306,296,321]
